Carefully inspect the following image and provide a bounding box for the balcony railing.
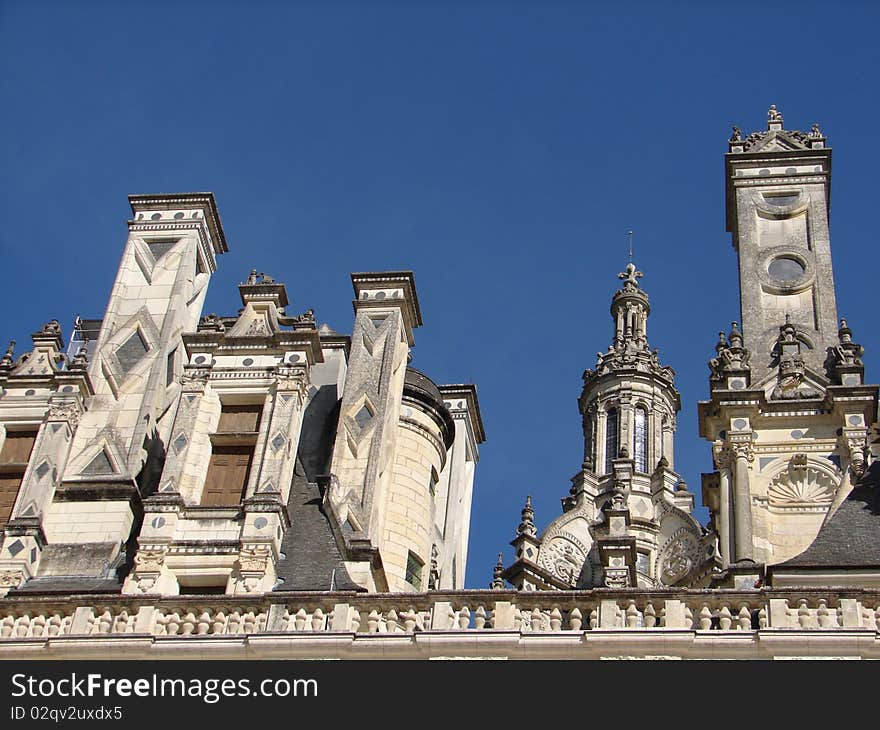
[1,588,878,657]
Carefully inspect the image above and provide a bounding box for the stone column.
[729,440,754,561]
[714,448,733,566]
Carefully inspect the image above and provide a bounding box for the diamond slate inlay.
[172,433,188,453]
[354,405,372,428]
[271,432,287,451]
[7,539,24,557]
[35,461,50,480]
[116,330,148,375]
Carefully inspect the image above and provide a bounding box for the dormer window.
[201,404,263,506]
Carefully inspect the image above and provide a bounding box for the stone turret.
[701,109,879,580]
[502,263,713,590]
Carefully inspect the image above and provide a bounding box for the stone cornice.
[128,192,228,254]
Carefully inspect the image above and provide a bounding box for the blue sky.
[2,1,879,587]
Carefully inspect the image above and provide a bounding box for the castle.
[1,107,878,659]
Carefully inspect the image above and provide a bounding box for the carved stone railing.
[0,589,878,651]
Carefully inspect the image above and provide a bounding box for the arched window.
[604,407,618,474]
[583,411,596,467]
[634,406,648,473]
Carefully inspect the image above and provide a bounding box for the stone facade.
[1,106,879,660]
[0,197,484,602]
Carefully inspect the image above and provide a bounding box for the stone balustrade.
[1,589,878,658]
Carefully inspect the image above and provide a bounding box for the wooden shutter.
[0,431,37,527]
[0,473,23,527]
[0,431,37,464]
[201,445,254,506]
[216,405,262,434]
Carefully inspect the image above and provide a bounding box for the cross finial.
[628,230,634,263]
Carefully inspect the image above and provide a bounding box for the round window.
[768,256,805,284]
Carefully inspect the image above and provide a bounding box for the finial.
[618,262,644,289]
[0,340,14,369]
[628,230,634,263]
[517,495,536,538]
[716,331,728,353]
[730,125,742,143]
[490,553,506,590]
[676,479,688,493]
[70,344,89,370]
[810,122,822,138]
[728,321,743,348]
[768,104,783,123]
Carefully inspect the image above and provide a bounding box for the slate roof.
[9,576,123,595]
[777,462,880,569]
[273,472,362,591]
[273,382,362,591]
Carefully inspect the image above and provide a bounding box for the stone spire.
[829,317,865,386]
[517,495,536,538]
[583,264,675,386]
[489,553,505,590]
[708,321,751,390]
[612,262,649,351]
[0,340,14,371]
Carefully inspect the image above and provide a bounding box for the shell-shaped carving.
[768,465,835,506]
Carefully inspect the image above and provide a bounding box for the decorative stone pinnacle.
[70,344,89,370]
[490,553,506,590]
[831,316,864,375]
[676,479,688,492]
[0,340,14,369]
[810,123,822,138]
[517,495,537,538]
[728,321,743,348]
[730,125,742,143]
[709,321,750,382]
[768,104,783,123]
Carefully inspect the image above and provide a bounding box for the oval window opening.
[768,256,805,284]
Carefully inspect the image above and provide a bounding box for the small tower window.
[634,406,648,473]
[604,408,618,475]
[405,551,424,591]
